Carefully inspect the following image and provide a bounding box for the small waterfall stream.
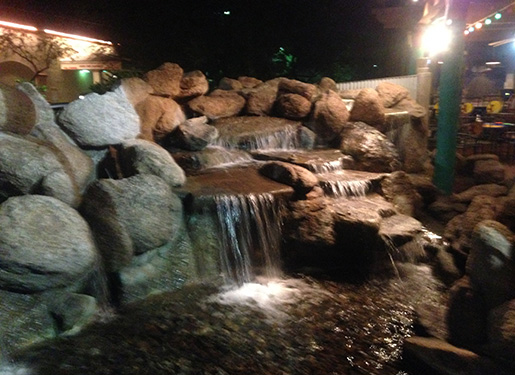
[215,193,282,285]
[214,125,303,151]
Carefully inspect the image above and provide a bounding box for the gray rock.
[466,220,515,310]
[16,82,54,125]
[58,90,140,147]
[0,132,79,207]
[170,116,219,151]
[80,174,183,271]
[30,121,95,193]
[118,139,186,187]
[0,195,98,292]
[0,83,36,135]
[47,292,98,334]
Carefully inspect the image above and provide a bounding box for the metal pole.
[433,0,469,194]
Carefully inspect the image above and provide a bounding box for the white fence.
[336,75,419,100]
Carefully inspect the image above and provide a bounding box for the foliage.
[15,78,47,95]
[89,69,143,94]
[271,47,297,77]
[0,29,77,81]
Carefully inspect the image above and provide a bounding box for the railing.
[336,75,419,101]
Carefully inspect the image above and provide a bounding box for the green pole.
[433,0,469,194]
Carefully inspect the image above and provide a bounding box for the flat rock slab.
[251,149,354,173]
[175,165,294,210]
[170,146,253,175]
[332,193,396,228]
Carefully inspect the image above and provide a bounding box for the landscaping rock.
[118,139,186,187]
[453,183,508,203]
[317,77,337,91]
[379,214,423,248]
[238,76,263,88]
[16,82,54,125]
[275,93,312,120]
[188,90,245,120]
[47,292,98,334]
[178,70,209,100]
[218,77,243,90]
[380,171,423,217]
[169,116,218,151]
[376,82,410,108]
[144,62,183,97]
[80,174,183,271]
[486,299,515,364]
[339,121,401,173]
[58,90,140,147]
[0,195,98,292]
[0,83,36,135]
[473,159,506,184]
[260,161,318,195]
[117,77,153,107]
[246,79,281,116]
[135,95,186,142]
[278,78,318,101]
[311,89,350,144]
[349,88,385,129]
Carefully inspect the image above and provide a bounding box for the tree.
[0,29,77,82]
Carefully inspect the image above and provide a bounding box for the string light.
[464,1,514,35]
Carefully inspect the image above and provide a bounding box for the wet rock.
[497,197,515,232]
[278,78,318,101]
[144,62,184,98]
[0,195,98,292]
[0,83,36,135]
[188,90,245,120]
[317,77,337,92]
[466,220,515,310]
[218,77,243,90]
[349,88,385,129]
[379,214,423,248]
[260,161,318,195]
[311,90,350,144]
[339,121,401,173]
[428,196,468,222]
[169,116,218,151]
[118,139,186,187]
[58,90,140,147]
[275,93,312,120]
[251,149,348,173]
[474,159,506,184]
[407,174,438,206]
[171,147,252,174]
[117,77,154,107]
[376,82,410,108]
[47,292,98,334]
[246,79,281,116]
[486,299,515,365]
[392,97,427,119]
[0,132,79,206]
[16,82,54,125]
[453,183,508,203]
[30,121,95,194]
[380,171,423,217]
[444,195,498,257]
[135,95,186,142]
[446,276,488,348]
[80,174,183,271]
[177,70,209,100]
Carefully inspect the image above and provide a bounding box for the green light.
[485,18,492,25]
[495,12,502,20]
[79,69,91,74]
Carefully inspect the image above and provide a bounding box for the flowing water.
[320,176,372,198]
[214,125,303,151]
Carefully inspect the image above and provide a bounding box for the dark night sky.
[0,0,410,82]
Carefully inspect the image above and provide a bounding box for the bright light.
[422,23,453,56]
[485,18,492,25]
[464,30,470,35]
[0,20,38,31]
[475,22,483,29]
[79,69,91,74]
[495,13,502,20]
[43,29,112,45]
[468,26,475,32]
[446,19,453,26]
[486,61,501,65]
[223,10,231,15]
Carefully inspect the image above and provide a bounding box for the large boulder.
[380,171,423,217]
[0,195,98,292]
[238,76,263,89]
[118,139,186,187]
[317,77,337,92]
[453,184,508,203]
[0,132,79,207]
[376,82,410,108]
[311,90,350,145]
[116,77,153,107]
[466,220,515,310]
[349,88,385,129]
[218,77,243,91]
[0,83,36,135]
[275,93,312,120]
[246,78,281,116]
[473,159,506,184]
[339,121,401,173]
[278,78,318,101]
[16,82,54,125]
[144,62,184,98]
[487,299,515,364]
[169,116,218,151]
[80,174,183,272]
[178,70,209,100]
[135,95,186,142]
[30,121,95,193]
[187,90,245,120]
[58,90,140,147]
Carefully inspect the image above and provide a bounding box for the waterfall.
[215,125,302,151]
[320,178,371,198]
[307,160,343,174]
[215,193,283,285]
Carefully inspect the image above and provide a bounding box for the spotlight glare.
[468,26,475,32]
[495,13,502,20]
[475,22,482,29]
[485,18,492,25]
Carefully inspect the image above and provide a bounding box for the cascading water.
[215,193,282,285]
[320,176,371,198]
[215,125,302,151]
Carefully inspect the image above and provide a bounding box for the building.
[0,19,121,103]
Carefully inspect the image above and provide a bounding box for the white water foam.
[0,365,32,375]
